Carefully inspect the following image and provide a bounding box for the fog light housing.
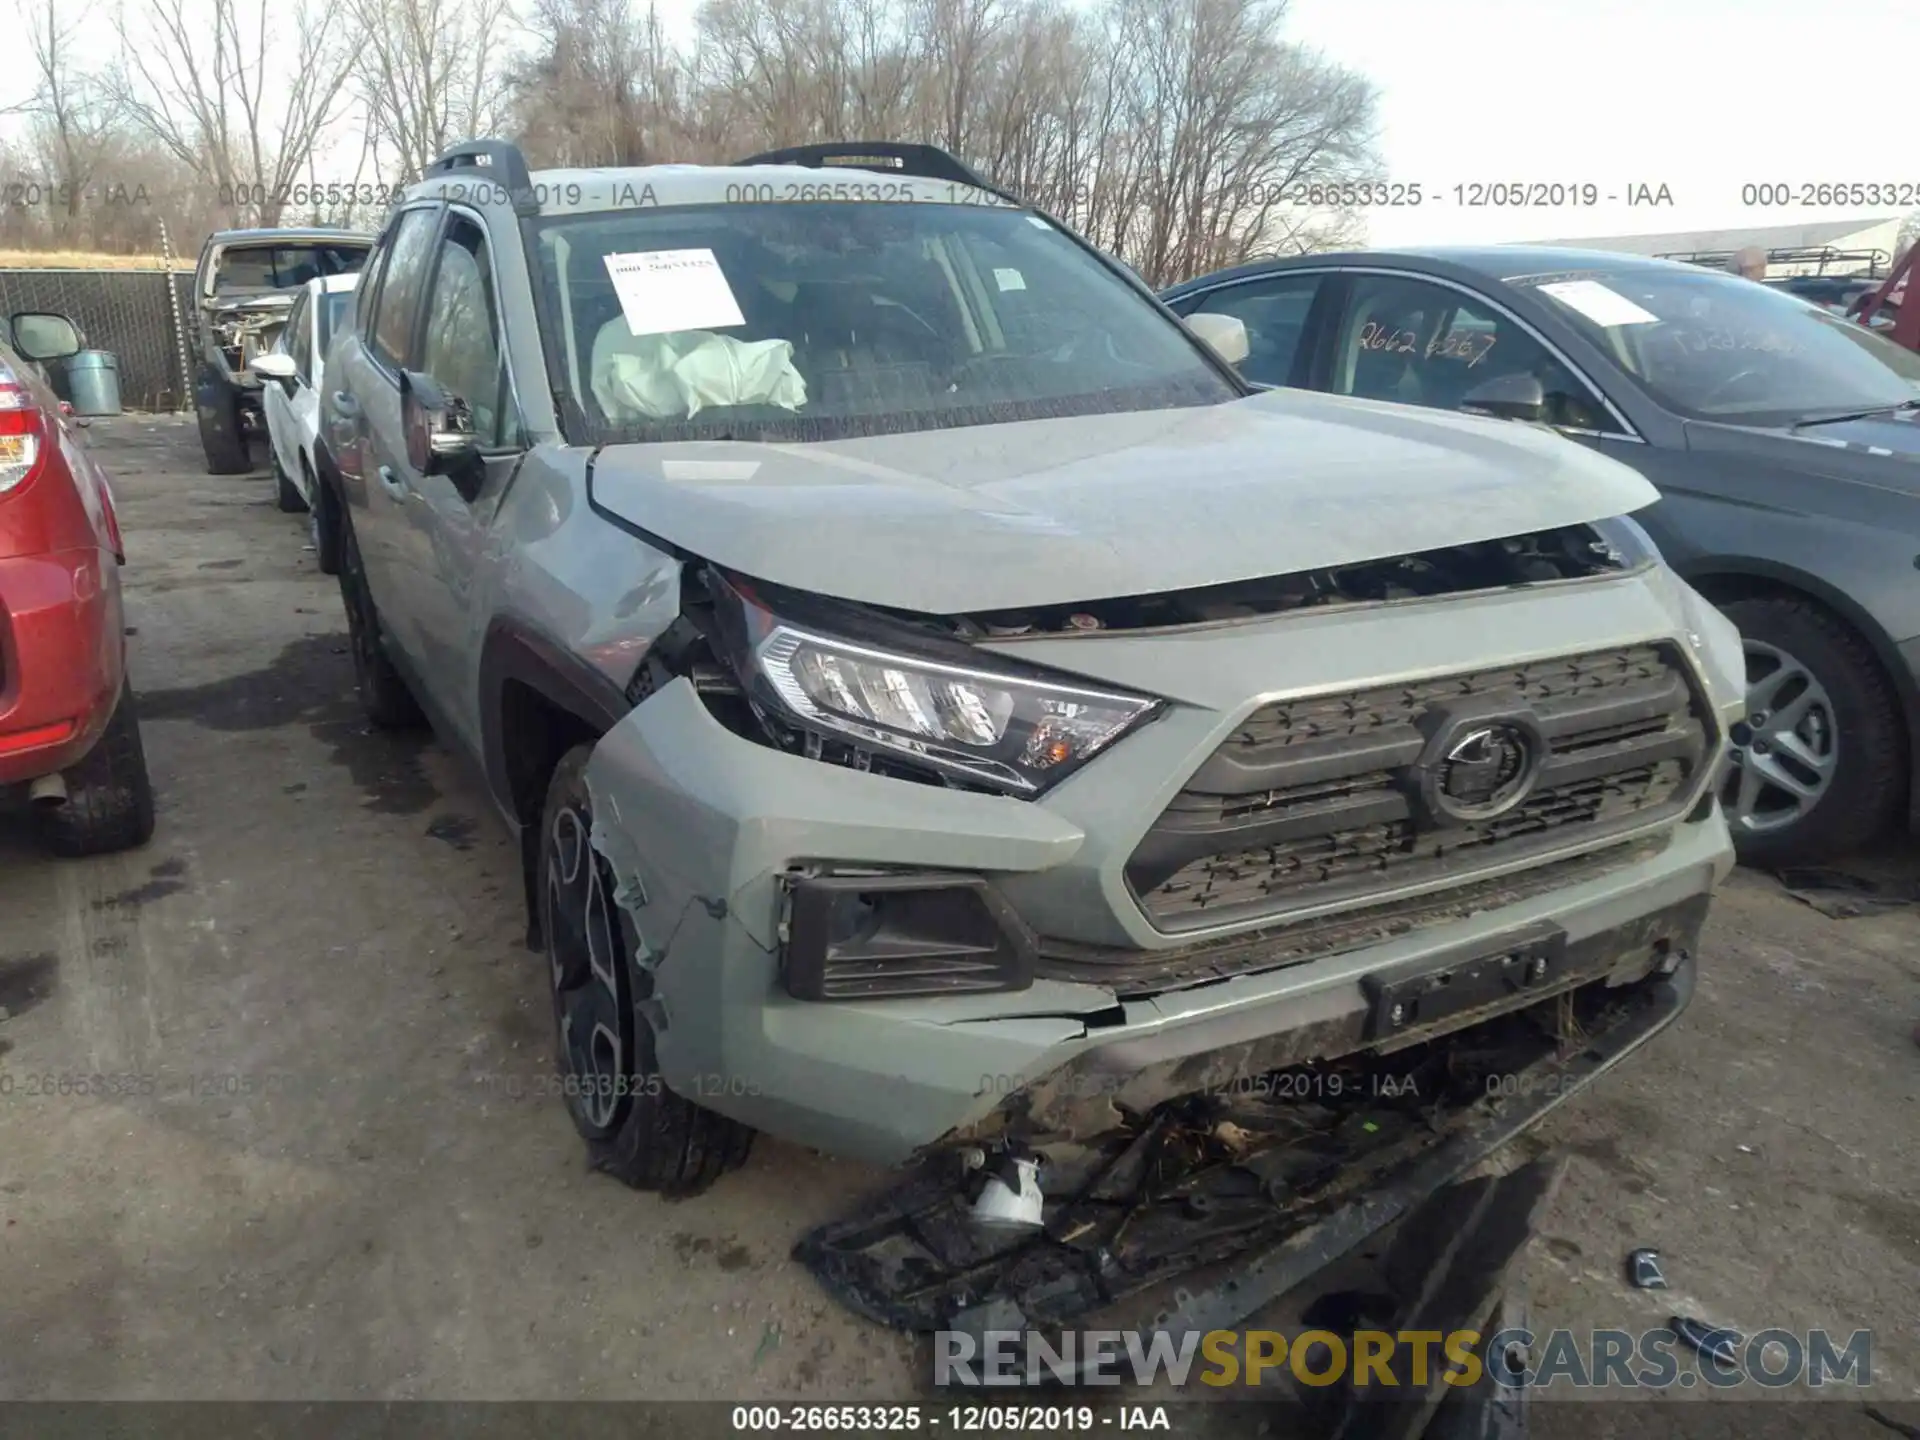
[783,872,1036,1001]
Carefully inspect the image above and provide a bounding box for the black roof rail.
[732,142,1015,200]
[422,140,541,218]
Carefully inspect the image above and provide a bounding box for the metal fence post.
[160,219,194,414]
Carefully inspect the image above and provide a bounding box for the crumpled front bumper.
[584,672,1732,1168]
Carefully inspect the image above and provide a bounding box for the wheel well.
[1687,569,1915,776]
[499,678,601,948]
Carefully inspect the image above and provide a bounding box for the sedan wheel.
[1721,639,1838,837]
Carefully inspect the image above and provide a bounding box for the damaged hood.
[588,389,1657,613]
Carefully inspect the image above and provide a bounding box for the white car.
[256,272,357,568]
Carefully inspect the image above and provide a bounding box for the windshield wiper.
[1792,398,1920,428]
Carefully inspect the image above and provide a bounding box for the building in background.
[1537,216,1905,278]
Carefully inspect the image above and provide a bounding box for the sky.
[1281,0,1917,248]
[5,0,1915,252]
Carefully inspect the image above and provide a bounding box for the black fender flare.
[476,618,630,824]
[477,621,632,948]
[1680,555,1920,829]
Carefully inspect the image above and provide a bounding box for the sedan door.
[261,290,306,480]
[285,285,325,504]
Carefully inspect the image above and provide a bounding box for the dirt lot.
[2,416,1918,1409]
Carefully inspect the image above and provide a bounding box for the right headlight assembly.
[721,582,1164,796]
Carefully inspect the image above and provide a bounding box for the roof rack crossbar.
[731,142,1013,200]
[1656,243,1891,276]
[422,140,540,217]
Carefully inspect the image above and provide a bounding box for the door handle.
[332,390,359,415]
[378,464,408,498]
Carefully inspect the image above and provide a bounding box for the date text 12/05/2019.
[729,1405,1173,1432]
[1226,181,1675,208]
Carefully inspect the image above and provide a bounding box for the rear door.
[338,203,443,661]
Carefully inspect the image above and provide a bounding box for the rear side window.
[368,209,441,370]
[1175,273,1326,387]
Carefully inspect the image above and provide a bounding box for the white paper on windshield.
[1536,280,1660,328]
[604,249,745,336]
[994,268,1027,291]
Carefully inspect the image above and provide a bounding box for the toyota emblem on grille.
[1407,709,1547,828]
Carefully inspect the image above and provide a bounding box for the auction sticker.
[605,249,747,336]
[1536,279,1660,327]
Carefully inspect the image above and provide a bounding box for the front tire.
[539,744,754,1196]
[198,389,251,474]
[336,517,423,730]
[37,683,157,858]
[1719,595,1904,867]
[273,451,307,513]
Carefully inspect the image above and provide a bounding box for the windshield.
[532,202,1236,443]
[214,244,369,294]
[1515,266,1920,424]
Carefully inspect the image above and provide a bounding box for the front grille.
[1130,644,1712,928]
[1046,838,1659,997]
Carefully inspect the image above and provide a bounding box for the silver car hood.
[589,388,1657,613]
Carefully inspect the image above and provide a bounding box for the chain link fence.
[0,268,193,412]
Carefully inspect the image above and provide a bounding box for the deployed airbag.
[592,328,807,422]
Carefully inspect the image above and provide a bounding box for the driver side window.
[1331,274,1615,432]
[419,216,512,450]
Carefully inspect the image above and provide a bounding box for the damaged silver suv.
[320,141,1745,1203]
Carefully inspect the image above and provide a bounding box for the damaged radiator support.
[792,950,1695,1362]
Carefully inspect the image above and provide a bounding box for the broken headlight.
[724,585,1162,795]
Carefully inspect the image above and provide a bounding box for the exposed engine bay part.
[943,522,1640,638]
[207,298,291,377]
[792,961,1692,1338]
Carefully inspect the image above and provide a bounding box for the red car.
[0,311,154,855]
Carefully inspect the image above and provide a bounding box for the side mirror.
[1184,311,1250,366]
[1461,372,1546,423]
[10,311,82,362]
[252,351,297,380]
[403,370,480,479]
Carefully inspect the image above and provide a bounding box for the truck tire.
[336,517,424,730]
[538,743,755,1197]
[1719,594,1904,867]
[199,391,251,474]
[37,683,157,858]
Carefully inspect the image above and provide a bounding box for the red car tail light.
[0,358,47,499]
[0,719,78,755]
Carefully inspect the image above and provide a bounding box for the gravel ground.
[2,416,1915,1422]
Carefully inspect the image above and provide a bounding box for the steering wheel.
[1695,366,1771,408]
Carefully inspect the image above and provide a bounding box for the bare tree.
[507,0,1379,278]
[345,0,514,184]
[27,0,123,236]
[107,0,357,227]
[513,0,697,167]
